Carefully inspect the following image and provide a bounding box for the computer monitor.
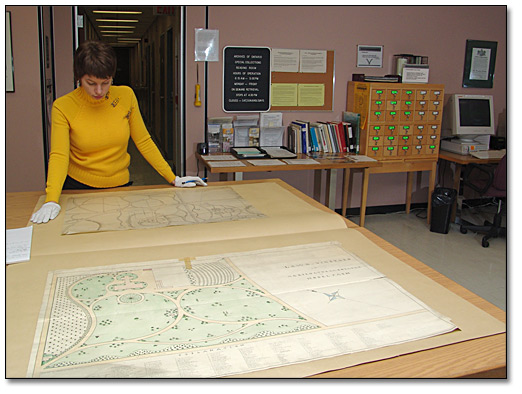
[442,94,495,143]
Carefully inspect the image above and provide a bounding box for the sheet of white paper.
[260,127,285,146]
[247,159,286,166]
[260,112,283,128]
[271,49,300,72]
[6,226,33,264]
[283,159,320,165]
[202,154,237,161]
[299,50,327,73]
[233,126,250,146]
[207,161,246,168]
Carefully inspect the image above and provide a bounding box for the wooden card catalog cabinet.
[347,82,444,161]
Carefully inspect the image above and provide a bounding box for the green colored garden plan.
[28,242,456,378]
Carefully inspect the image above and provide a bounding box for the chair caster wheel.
[482,237,490,248]
[460,226,468,234]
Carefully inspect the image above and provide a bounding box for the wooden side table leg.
[313,169,322,202]
[451,163,462,222]
[325,169,332,208]
[328,169,337,210]
[359,168,370,227]
[406,171,414,214]
[342,168,351,217]
[427,161,437,224]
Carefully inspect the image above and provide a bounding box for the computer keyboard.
[470,150,506,159]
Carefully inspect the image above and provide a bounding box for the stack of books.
[287,112,361,155]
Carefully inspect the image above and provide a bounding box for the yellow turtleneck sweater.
[45,85,176,203]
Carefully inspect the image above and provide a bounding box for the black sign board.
[223,46,271,112]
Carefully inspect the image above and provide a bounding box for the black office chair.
[460,154,506,247]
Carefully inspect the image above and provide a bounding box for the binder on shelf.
[343,111,361,154]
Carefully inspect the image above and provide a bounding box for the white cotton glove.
[30,202,61,224]
[173,176,207,188]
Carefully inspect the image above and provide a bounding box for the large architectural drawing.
[28,242,456,378]
[61,187,266,234]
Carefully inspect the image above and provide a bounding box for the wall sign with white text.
[223,46,271,112]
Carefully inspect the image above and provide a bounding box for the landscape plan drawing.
[28,242,456,378]
[61,186,266,235]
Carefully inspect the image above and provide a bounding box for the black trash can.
[430,187,457,234]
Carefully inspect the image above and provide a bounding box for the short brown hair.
[74,40,117,81]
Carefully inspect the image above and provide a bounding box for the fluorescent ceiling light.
[98,25,135,29]
[100,30,134,34]
[93,10,142,15]
[96,19,139,23]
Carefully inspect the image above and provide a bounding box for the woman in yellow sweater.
[31,41,206,224]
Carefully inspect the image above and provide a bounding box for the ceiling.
[80,6,158,47]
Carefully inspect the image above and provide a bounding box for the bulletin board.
[271,50,334,111]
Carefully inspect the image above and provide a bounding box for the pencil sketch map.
[61,186,265,234]
[28,242,456,378]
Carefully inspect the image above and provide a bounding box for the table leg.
[406,172,414,214]
[427,161,437,224]
[450,163,463,222]
[359,168,370,227]
[313,170,322,202]
[342,168,351,217]
[327,169,337,210]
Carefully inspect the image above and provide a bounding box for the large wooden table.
[196,152,381,226]
[6,180,506,378]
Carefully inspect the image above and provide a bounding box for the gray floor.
[128,140,171,186]
[127,145,507,311]
[350,202,507,311]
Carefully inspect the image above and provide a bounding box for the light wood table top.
[6,180,506,378]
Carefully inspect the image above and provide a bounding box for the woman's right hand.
[30,202,61,224]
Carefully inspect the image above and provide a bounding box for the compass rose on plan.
[310,289,345,303]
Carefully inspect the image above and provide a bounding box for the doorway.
[74,6,185,183]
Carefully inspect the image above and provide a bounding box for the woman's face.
[80,75,112,100]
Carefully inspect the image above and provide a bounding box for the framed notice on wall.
[462,39,497,88]
[223,46,271,112]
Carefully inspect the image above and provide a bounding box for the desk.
[367,158,438,226]
[438,151,504,222]
[196,152,381,226]
[6,180,505,378]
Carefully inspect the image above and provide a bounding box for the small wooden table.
[367,158,438,225]
[196,152,381,226]
[438,150,504,221]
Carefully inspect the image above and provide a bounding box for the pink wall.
[186,5,506,209]
[5,6,47,193]
[5,6,506,209]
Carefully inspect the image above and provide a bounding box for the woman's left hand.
[173,176,207,188]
